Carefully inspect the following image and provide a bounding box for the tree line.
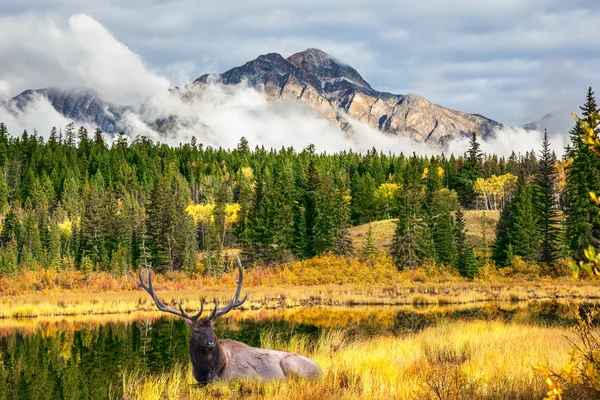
[0,88,598,278]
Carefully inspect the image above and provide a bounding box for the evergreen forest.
[0,88,598,279]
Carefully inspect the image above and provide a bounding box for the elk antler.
[137,263,205,323]
[208,255,248,320]
[137,256,247,323]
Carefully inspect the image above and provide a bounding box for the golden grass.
[1,278,599,320]
[349,219,397,252]
[120,320,573,400]
[348,210,501,253]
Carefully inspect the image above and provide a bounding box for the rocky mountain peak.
[287,48,371,93]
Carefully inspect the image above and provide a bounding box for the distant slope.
[8,87,128,134]
[349,210,500,255]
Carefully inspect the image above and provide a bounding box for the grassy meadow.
[1,262,599,319]
[1,210,597,398]
[120,321,573,400]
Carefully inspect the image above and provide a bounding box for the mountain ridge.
[6,48,502,146]
[194,48,501,145]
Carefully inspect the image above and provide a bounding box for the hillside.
[349,210,500,254]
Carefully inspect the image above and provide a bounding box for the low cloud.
[0,94,90,139]
[447,126,569,159]
[121,81,436,155]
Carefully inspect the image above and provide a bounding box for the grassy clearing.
[120,320,573,400]
[348,210,501,253]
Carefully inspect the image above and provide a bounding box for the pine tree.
[362,222,379,261]
[350,172,376,224]
[390,189,427,270]
[433,210,456,267]
[302,159,319,258]
[331,188,354,257]
[564,87,600,259]
[454,208,478,278]
[0,207,20,246]
[455,132,483,208]
[0,170,8,212]
[534,129,560,264]
[493,175,539,265]
[80,173,107,268]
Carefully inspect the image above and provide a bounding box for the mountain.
[524,111,575,135]
[194,48,501,145]
[7,87,128,134]
[6,48,501,145]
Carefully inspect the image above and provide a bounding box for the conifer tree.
[493,175,539,265]
[302,159,319,258]
[454,208,478,278]
[433,210,456,267]
[0,206,20,246]
[362,222,379,261]
[534,129,560,264]
[564,87,600,259]
[331,188,354,257]
[455,132,483,208]
[0,171,7,211]
[390,189,427,270]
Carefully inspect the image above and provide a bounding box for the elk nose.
[206,340,216,348]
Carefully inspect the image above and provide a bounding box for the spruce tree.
[454,208,478,278]
[534,130,560,264]
[493,175,539,265]
[455,132,483,208]
[362,222,379,261]
[433,210,457,267]
[0,170,7,211]
[331,188,354,257]
[390,189,427,270]
[564,87,600,259]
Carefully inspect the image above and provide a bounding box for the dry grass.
[348,210,501,253]
[120,320,573,400]
[1,278,599,319]
[349,219,397,252]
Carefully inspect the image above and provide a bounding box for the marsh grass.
[1,280,599,319]
[120,321,573,400]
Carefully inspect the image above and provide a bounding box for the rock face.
[195,48,501,145]
[8,88,128,134]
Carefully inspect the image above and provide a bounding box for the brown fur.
[188,319,322,384]
[137,257,322,385]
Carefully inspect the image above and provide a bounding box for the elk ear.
[184,318,194,328]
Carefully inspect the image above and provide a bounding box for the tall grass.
[120,320,573,400]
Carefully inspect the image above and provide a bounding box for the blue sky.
[1,0,599,125]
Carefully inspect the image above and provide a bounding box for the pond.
[0,300,593,399]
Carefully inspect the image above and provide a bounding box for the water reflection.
[0,300,595,399]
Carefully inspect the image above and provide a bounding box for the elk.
[137,256,323,385]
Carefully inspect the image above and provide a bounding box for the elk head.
[137,256,247,348]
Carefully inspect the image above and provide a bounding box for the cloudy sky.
[0,0,599,130]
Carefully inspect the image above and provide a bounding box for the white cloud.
[0,14,169,104]
[120,81,435,154]
[0,94,93,138]
[447,126,568,159]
